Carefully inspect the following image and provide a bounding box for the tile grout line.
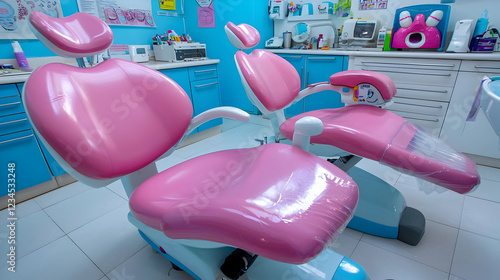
[356,237,453,275]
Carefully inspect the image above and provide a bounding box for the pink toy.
[392,11,443,49]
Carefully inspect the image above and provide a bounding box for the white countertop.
[0,57,220,85]
[269,48,500,61]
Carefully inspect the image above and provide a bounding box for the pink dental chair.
[225,22,480,246]
[24,11,369,280]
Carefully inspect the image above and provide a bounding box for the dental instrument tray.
[153,42,207,62]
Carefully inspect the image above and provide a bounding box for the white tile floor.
[1,116,500,280]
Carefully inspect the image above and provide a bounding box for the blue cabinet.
[277,54,347,117]
[0,130,53,196]
[159,64,222,134]
[0,83,54,197]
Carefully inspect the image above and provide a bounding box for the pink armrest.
[330,70,397,101]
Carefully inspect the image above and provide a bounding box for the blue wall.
[184,1,272,113]
[0,0,185,59]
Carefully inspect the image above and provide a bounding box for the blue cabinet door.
[304,55,344,112]
[277,54,306,117]
[190,78,222,132]
[0,130,53,196]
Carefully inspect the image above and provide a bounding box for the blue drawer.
[0,113,31,136]
[0,129,53,195]
[0,83,20,98]
[0,95,24,117]
[189,65,218,81]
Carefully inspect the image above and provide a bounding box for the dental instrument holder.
[391,4,451,51]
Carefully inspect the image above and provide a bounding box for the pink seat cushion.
[25,58,193,179]
[280,106,480,194]
[226,22,260,49]
[329,70,397,100]
[29,11,113,55]
[236,50,301,111]
[129,143,359,264]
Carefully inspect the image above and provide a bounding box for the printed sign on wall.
[196,0,214,28]
[359,0,388,11]
[0,0,63,39]
[77,0,156,27]
[159,0,175,10]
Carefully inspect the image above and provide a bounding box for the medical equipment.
[128,45,150,62]
[482,77,500,136]
[264,36,283,48]
[342,19,378,47]
[268,0,288,20]
[225,21,480,246]
[24,11,368,280]
[446,19,473,53]
[153,42,207,62]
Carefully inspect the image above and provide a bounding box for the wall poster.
[77,0,156,27]
[0,0,63,39]
[159,0,175,10]
[196,0,214,28]
[359,0,388,11]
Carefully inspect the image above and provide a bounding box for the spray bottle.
[12,41,32,71]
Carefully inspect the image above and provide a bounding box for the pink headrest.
[236,50,301,112]
[225,22,260,49]
[330,70,397,100]
[29,11,113,57]
[25,59,193,179]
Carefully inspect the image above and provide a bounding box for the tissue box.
[471,37,497,52]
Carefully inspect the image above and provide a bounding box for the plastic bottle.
[317,34,324,49]
[472,9,489,38]
[11,41,31,71]
[377,25,387,48]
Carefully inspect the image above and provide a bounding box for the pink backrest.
[29,11,113,57]
[225,22,260,49]
[25,59,193,179]
[236,49,301,111]
[330,70,397,100]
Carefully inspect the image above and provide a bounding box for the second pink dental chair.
[23,11,369,280]
[225,22,480,246]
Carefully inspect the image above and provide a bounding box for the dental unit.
[225,21,480,246]
[22,11,370,280]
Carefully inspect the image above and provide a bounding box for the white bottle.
[12,41,32,71]
[377,25,387,48]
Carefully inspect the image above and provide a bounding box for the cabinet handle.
[0,133,34,145]
[474,65,500,70]
[360,61,456,68]
[307,57,336,60]
[361,68,452,77]
[0,118,27,126]
[194,69,217,73]
[281,55,303,59]
[194,82,218,88]
[403,116,440,123]
[393,101,443,109]
[396,86,448,94]
[300,67,304,88]
[306,71,310,87]
[0,101,21,108]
